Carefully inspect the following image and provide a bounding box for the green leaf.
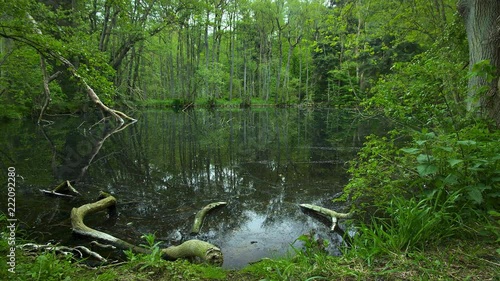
[425,132,436,139]
[443,174,458,185]
[417,154,433,163]
[438,146,453,152]
[488,210,500,217]
[417,164,438,176]
[401,147,420,154]
[457,140,477,146]
[415,140,427,146]
[467,188,483,204]
[448,159,463,167]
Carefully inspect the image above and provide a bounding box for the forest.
[0,0,482,115]
[1,0,499,280]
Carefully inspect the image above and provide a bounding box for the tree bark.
[458,0,500,126]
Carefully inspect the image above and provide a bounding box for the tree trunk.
[458,0,500,126]
[228,9,235,101]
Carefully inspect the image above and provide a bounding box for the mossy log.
[299,204,352,231]
[191,202,227,234]
[71,192,223,265]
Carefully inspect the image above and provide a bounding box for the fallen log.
[71,192,223,265]
[191,202,227,235]
[299,204,352,232]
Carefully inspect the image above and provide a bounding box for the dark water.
[0,108,388,268]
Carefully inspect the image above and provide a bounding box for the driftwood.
[20,243,107,262]
[40,180,80,198]
[90,241,117,250]
[191,202,227,234]
[299,204,352,232]
[71,192,223,265]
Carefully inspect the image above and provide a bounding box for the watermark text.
[6,167,16,273]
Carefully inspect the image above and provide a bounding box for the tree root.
[191,202,227,234]
[71,192,223,265]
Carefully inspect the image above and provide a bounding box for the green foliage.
[467,59,498,106]
[18,252,74,281]
[340,132,413,207]
[485,210,500,255]
[400,126,500,210]
[351,189,461,265]
[344,122,500,227]
[0,0,120,119]
[140,232,161,249]
[469,59,497,83]
[139,98,176,108]
[339,11,497,269]
[0,45,41,119]
[294,231,330,259]
[189,263,227,280]
[124,233,164,271]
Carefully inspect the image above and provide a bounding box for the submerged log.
[53,180,79,194]
[40,180,80,197]
[299,204,352,232]
[71,192,223,265]
[191,202,227,234]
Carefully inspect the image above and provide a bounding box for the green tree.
[0,0,135,122]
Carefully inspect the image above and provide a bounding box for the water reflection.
[0,108,388,269]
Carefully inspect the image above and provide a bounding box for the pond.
[0,108,388,269]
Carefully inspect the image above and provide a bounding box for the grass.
[352,189,464,265]
[1,234,498,280]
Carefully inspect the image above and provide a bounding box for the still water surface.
[0,108,388,268]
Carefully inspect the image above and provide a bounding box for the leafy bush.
[343,123,499,233]
[400,126,500,211]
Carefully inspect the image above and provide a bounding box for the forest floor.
[1,236,498,280]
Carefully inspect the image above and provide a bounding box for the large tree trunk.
[458,0,500,126]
